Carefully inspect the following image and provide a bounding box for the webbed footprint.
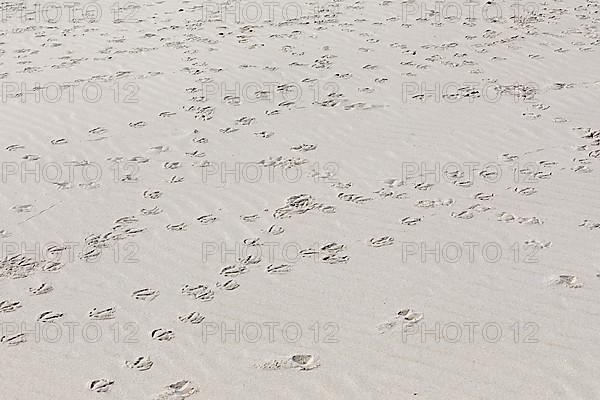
[178,312,205,325]
[216,279,239,291]
[132,288,160,301]
[166,223,187,231]
[219,264,248,277]
[37,310,64,323]
[197,214,217,224]
[377,308,424,334]
[89,307,116,320]
[151,328,175,341]
[141,206,163,216]
[0,300,22,313]
[267,225,285,235]
[255,354,320,371]
[154,379,197,399]
[1,333,27,346]
[266,264,293,273]
[181,284,214,301]
[368,236,394,247]
[451,210,474,219]
[89,379,114,393]
[241,214,260,222]
[550,274,582,289]
[400,216,422,226]
[125,356,153,371]
[10,204,33,213]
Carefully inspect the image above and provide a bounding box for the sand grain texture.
[0,0,599,398]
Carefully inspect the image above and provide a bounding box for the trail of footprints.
[29,197,349,391]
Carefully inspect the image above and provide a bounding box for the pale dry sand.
[1,0,600,398]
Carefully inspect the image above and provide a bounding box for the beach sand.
[1,0,599,398]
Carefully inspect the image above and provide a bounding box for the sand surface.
[1,0,599,398]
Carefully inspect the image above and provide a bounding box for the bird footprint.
[220,265,248,277]
[550,275,582,289]
[181,284,215,301]
[0,300,22,313]
[400,216,422,226]
[89,307,116,320]
[89,379,114,393]
[151,328,175,342]
[1,333,27,346]
[368,236,394,247]
[216,279,239,291]
[266,263,293,273]
[125,356,154,371]
[37,311,64,323]
[377,309,424,334]
[197,214,217,224]
[178,312,205,325]
[154,380,197,399]
[132,288,160,301]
